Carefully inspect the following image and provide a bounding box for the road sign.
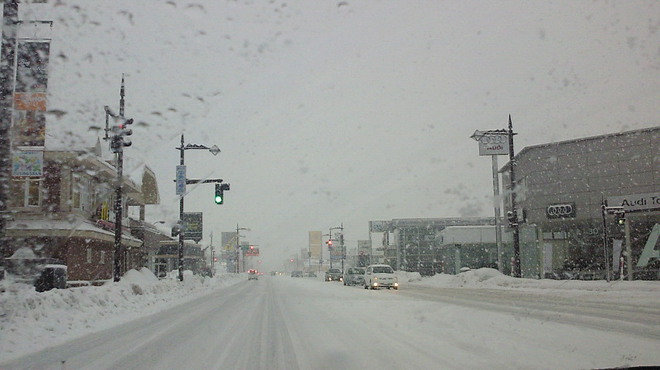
[182,212,203,242]
[176,165,186,195]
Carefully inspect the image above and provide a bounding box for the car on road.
[248,269,258,280]
[291,270,304,277]
[324,268,342,282]
[343,267,365,286]
[364,264,398,290]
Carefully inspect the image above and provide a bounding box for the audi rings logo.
[546,203,576,219]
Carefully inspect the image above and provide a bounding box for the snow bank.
[412,267,660,293]
[0,269,244,362]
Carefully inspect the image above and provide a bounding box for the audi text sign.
[478,134,509,156]
[546,203,576,219]
[608,192,660,213]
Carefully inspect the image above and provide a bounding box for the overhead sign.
[546,203,576,219]
[245,247,259,256]
[369,220,391,233]
[477,133,508,156]
[608,193,660,213]
[182,212,203,242]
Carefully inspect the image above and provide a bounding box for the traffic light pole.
[174,135,221,281]
[113,145,125,282]
[106,77,133,282]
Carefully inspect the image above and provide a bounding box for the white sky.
[14,0,660,269]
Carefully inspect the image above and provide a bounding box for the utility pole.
[105,76,134,282]
[0,0,19,259]
[178,135,185,280]
[507,115,521,278]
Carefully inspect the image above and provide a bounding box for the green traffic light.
[214,194,223,204]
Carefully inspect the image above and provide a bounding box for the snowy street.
[1,270,659,369]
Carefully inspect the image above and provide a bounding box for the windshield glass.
[1,1,658,369]
[373,266,394,274]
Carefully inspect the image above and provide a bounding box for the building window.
[72,174,81,210]
[86,248,92,264]
[100,251,105,264]
[9,178,41,208]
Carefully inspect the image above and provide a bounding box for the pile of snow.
[411,268,660,292]
[0,268,244,363]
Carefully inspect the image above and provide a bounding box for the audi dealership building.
[500,126,659,278]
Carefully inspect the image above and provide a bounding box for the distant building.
[500,126,659,278]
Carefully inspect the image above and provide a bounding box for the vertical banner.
[12,35,51,177]
[12,40,50,148]
[309,231,322,261]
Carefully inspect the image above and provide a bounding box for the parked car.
[324,268,342,282]
[248,269,259,280]
[364,264,398,290]
[2,255,67,292]
[343,267,365,286]
[291,270,304,277]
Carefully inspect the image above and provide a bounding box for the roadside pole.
[0,0,19,259]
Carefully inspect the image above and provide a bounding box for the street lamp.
[235,224,249,273]
[176,134,220,281]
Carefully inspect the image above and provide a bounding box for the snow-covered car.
[343,267,365,286]
[248,269,258,280]
[364,264,398,290]
[324,268,342,282]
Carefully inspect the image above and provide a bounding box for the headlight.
[373,282,378,287]
[394,282,399,287]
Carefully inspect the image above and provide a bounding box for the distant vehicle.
[291,270,304,277]
[305,271,317,277]
[343,267,365,286]
[325,268,342,282]
[248,269,258,280]
[364,264,398,290]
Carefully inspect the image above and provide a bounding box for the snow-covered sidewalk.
[0,268,244,363]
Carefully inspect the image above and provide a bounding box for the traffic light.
[614,210,626,225]
[326,240,333,248]
[110,118,134,153]
[214,183,224,204]
[506,210,517,228]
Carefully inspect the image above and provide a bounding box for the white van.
[363,264,398,290]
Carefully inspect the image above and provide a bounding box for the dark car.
[291,270,304,277]
[343,267,365,286]
[324,268,342,282]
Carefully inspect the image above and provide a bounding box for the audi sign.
[546,203,576,219]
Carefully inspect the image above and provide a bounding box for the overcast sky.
[17,0,660,269]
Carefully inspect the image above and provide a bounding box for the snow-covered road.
[2,272,658,369]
